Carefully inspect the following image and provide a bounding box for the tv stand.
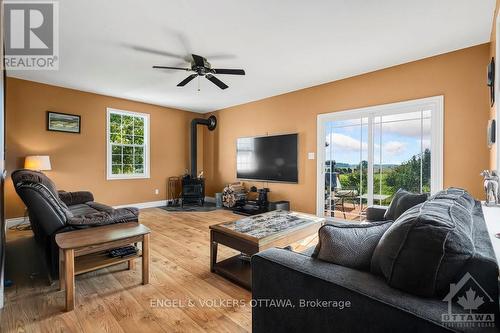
[232,201,290,216]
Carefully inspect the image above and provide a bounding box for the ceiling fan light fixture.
[153,54,245,90]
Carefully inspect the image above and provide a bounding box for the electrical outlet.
[308,152,315,160]
[154,189,159,195]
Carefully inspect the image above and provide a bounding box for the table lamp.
[24,155,52,171]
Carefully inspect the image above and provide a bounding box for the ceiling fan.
[153,54,245,90]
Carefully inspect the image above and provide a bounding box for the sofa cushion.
[312,221,393,271]
[67,207,139,227]
[383,189,427,221]
[371,187,476,297]
[85,201,115,214]
[68,203,100,216]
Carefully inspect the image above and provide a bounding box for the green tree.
[343,161,368,193]
[385,149,431,194]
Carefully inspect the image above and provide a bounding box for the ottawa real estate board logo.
[442,272,496,328]
[3,1,59,70]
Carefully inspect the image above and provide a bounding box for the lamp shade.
[24,155,52,171]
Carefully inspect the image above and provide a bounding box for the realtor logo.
[442,272,495,328]
[3,1,59,70]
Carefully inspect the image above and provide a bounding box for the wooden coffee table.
[209,210,324,289]
[55,222,151,311]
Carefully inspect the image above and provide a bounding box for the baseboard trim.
[7,197,219,225]
[113,200,167,209]
[6,217,29,228]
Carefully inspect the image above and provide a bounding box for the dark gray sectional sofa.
[252,188,499,333]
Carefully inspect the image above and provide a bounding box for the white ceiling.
[8,0,496,113]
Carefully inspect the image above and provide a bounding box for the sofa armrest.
[365,205,388,222]
[58,190,94,206]
[252,248,462,333]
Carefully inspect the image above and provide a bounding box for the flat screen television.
[236,133,298,183]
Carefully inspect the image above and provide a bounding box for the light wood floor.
[0,208,318,333]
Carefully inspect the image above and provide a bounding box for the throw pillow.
[312,221,393,271]
[371,187,476,297]
[383,188,428,221]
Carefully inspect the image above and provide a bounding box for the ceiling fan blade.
[125,45,185,60]
[153,66,190,71]
[212,68,245,75]
[177,74,198,87]
[206,74,228,90]
[192,54,206,67]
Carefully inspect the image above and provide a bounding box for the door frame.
[316,96,444,217]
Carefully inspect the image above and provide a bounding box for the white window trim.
[106,107,150,180]
[316,95,444,217]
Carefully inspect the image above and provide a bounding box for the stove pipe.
[191,115,217,178]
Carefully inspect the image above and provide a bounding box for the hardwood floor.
[0,208,318,333]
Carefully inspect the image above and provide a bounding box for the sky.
[325,113,431,165]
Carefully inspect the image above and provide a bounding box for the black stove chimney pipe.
[191,115,217,178]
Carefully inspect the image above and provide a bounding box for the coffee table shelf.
[74,250,142,275]
[213,256,252,290]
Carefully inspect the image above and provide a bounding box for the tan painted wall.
[5,78,204,218]
[203,44,491,214]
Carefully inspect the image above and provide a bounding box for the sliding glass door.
[324,117,369,221]
[317,96,443,221]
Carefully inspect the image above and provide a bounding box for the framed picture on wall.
[46,111,81,133]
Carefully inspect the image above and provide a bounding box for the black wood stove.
[181,177,205,206]
[181,115,217,207]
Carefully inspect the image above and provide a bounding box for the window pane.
[377,111,423,123]
[123,154,133,164]
[324,118,367,222]
[112,154,122,165]
[331,118,366,128]
[134,117,144,136]
[110,122,121,134]
[123,135,133,144]
[110,113,121,126]
[134,136,144,145]
[123,165,134,174]
[112,165,122,175]
[134,147,143,156]
[134,154,143,164]
[123,146,133,155]
[379,114,429,197]
[135,165,144,173]
[110,133,122,144]
[111,145,122,154]
[123,116,134,135]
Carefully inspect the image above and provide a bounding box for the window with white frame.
[316,96,443,221]
[107,108,150,179]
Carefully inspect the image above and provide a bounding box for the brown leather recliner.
[11,169,139,279]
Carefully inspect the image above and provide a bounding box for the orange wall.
[5,78,203,218]
[204,44,491,214]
